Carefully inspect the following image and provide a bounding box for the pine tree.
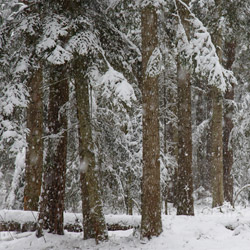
[223,41,236,205]
[23,8,44,210]
[175,0,194,215]
[73,56,108,242]
[24,67,43,211]
[221,0,238,205]
[38,64,69,235]
[140,2,162,239]
[210,0,224,208]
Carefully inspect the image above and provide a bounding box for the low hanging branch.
[233,184,250,208]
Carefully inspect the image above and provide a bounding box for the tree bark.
[211,86,224,207]
[37,64,69,236]
[223,41,236,205]
[176,57,194,215]
[140,4,162,239]
[206,88,213,193]
[175,0,194,215]
[211,0,224,208]
[24,68,43,211]
[73,56,108,243]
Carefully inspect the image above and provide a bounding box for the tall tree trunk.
[24,68,43,211]
[37,64,69,236]
[176,57,194,215]
[206,88,213,193]
[175,0,194,215]
[140,4,162,238]
[211,0,224,208]
[211,86,224,207]
[73,56,108,243]
[223,41,236,205]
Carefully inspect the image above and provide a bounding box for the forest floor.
[1,204,250,250]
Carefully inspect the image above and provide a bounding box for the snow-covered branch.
[175,0,237,92]
[146,47,163,77]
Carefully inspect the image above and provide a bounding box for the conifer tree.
[73,56,108,242]
[24,67,43,211]
[37,64,69,236]
[175,0,194,215]
[140,2,162,238]
[210,0,224,208]
[223,40,236,205]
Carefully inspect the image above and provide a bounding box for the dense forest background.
[0,0,249,241]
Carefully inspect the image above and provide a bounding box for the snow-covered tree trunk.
[223,41,236,205]
[176,56,194,215]
[211,86,224,207]
[37,64,69,236]
[74,56,108,243]
[24,68,43,211]
[206,88,213,193]
[175,0,194,215]
[211,0,224,208]
[140,3,162,239]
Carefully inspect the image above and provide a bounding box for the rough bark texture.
[206,88,213,193]
[37,64,69,236]
[74,57,108,243]
[140,4,162,239]
[211,0,224,208]
[24,68,43,211]
[80,172,95,239]
[176,57,194,215]
[211,86,224,207]
[223,41,236,205]
[175,0,194,215]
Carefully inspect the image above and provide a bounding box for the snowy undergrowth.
[1,206,250,250]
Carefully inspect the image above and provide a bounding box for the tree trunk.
[74,56,108,243]
[211,86,224,207]
[175,0,194,215]
[80,171,95,239]
[140,4,162,239]
[206,88,213,193]
[37,64,69,236]
[24,68,43,211]
[223,41,236,205]
[176,57,194,215]
[126,171,133,215]
[211,0,224,208]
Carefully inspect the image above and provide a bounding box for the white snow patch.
[1,207,250,249]
[47,45,73,65]
[98,67,136,108]
[79,158,89,174]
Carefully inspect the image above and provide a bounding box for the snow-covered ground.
[1,205,250,250]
